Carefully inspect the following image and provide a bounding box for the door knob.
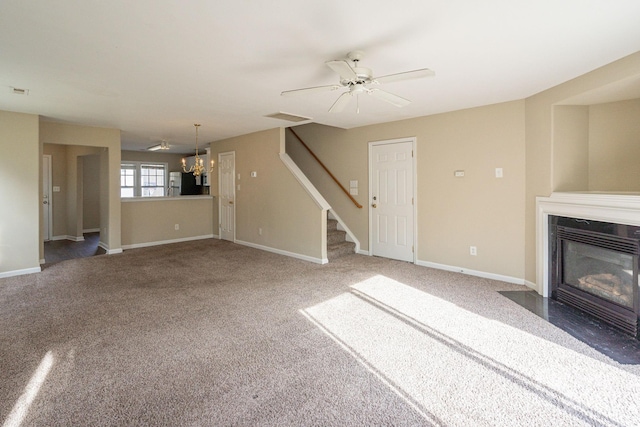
[371,203,377,208]
[43,201,48,205]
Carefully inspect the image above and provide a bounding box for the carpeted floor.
[1,239,639,426]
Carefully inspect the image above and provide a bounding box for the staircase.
[327,217,355,260]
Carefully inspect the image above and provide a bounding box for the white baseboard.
[52,235,85,242]
[235,239,328,264]
[121,234,214,250]
[416,260,525,285]
[98,241,123,255]
[524,280,540,293]
[357,249,370,255]
[83,228,100,233]
[0,266,41,279]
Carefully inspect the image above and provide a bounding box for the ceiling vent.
[11,87,29,95]
[264,112,311,123]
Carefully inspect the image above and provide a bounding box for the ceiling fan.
[281,51,435,113]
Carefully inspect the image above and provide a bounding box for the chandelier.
[182,123,214,176]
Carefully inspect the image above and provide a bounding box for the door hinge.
[412,150,414,157]
[412,246,414,252]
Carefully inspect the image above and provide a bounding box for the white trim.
[279,153,331,210]
[121,195,214,202]
[416,260,525,285]
[236,239,328,264]
[121,234,214,250]
[536,191,640,298]
[52,235,85,242]
[97,241,123,254]
[83,228,100,233]
[524,280,537,291]
[368,137,417,263]
[357,249,370,255]
[0,267,41,279]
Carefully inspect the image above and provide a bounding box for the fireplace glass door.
[563,240,634,309]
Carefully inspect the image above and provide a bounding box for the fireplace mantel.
[536,192,640,297]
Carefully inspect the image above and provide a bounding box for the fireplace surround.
[536,192,640,338]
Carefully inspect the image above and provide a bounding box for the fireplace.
[549,215,640,337]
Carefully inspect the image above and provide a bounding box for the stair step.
[327,241,355,260]
[327,229,346,245]
[327,218,339,231]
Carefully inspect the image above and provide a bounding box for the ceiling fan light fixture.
[282,50,433,113]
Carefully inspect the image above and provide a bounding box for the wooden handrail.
[287,128,363,209]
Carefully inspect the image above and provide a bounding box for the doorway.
[368,138,416,262]
[218,151,236,242]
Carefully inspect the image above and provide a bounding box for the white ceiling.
[1,1,640,153]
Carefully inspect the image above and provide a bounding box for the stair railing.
[287,128,363,209]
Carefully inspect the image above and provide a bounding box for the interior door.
[369,139,415,262]
[218,151,236,241]
[42,155,52,242]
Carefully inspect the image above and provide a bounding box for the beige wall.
[209,128,324,260]
[0,110,40,276]
[552,105,590,191]
[524,51,640,286]
[121,198,214,247]
[588,98,640,191]
[40,121,121,252]
[290,100,526,279]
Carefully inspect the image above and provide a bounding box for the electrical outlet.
[470,246,477,256]
[258,227,262,235]
[175,224,179,230]
[495,168,503,178]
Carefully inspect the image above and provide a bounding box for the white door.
[369,139,415,262]
[218,151,236,241]
[43,155,52,241]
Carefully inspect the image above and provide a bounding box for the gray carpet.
[1,239,639,426]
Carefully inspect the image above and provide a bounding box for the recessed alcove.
[552,74,640,193]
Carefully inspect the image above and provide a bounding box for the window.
[120,162,167,197]
[120,164,136,197]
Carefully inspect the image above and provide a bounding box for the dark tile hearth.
[500,290,640,365]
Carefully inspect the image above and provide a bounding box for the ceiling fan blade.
[281,84,341,97]
[369,89,411,108]
[326,60,357,81]
[374,68,435,84]
[328,92,352,113]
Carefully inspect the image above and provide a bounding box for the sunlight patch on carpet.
[301,275,640,427]
[3,351,54,427]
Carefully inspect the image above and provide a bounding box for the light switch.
[349,188,358,196]
[53,186,61,192]
[495,168,503,178]
[350,180,358,188]
[250,171,257,178]
[454,170,465,177]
